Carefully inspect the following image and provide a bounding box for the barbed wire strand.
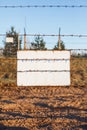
[0,34,87,37]
[0,5,87,8]
[0,48,87,51]
[0,57,87,61]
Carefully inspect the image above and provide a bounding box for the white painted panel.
[17,60,70,71]
[17,50,70,86]
[17,72,70,86]
[6,37,14,43]
[17,50,70,59]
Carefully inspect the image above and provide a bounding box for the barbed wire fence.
[0,5,87,129]
[0,4,87,86]
[0,33,87,87]
[0,33,87,56]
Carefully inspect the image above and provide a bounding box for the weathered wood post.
[24,28,26,50]
[18,33,20,50]
[58,27,61,50]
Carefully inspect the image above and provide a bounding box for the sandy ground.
[0,84,87,130]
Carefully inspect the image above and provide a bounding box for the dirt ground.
[0,57,87,130]
[0,84,87,130]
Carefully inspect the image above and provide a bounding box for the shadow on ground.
[0,124,28,130]
[73,124,87,130]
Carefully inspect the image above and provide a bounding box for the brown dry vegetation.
[0,57,87,130]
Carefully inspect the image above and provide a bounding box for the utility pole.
[24,28,26,50]
[58,27,61,50]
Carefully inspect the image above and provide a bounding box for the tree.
[30,36,47,50]
[53,41,65,50]
[3,27,21,57]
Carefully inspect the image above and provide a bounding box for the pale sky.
[0,0,87,49]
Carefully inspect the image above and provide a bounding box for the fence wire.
[0,5,87,8]
[0,31,87,87]
[1,34,87,37]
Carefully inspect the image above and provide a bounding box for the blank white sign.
[6,37,14,43]
[17,50,70,86]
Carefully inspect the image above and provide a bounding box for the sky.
[0,0,87,49]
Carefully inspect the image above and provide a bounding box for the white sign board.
[17,50,70,86]
[6,37,14,43]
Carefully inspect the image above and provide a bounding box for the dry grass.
[0,57,87,130]
[71,57,87,86]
